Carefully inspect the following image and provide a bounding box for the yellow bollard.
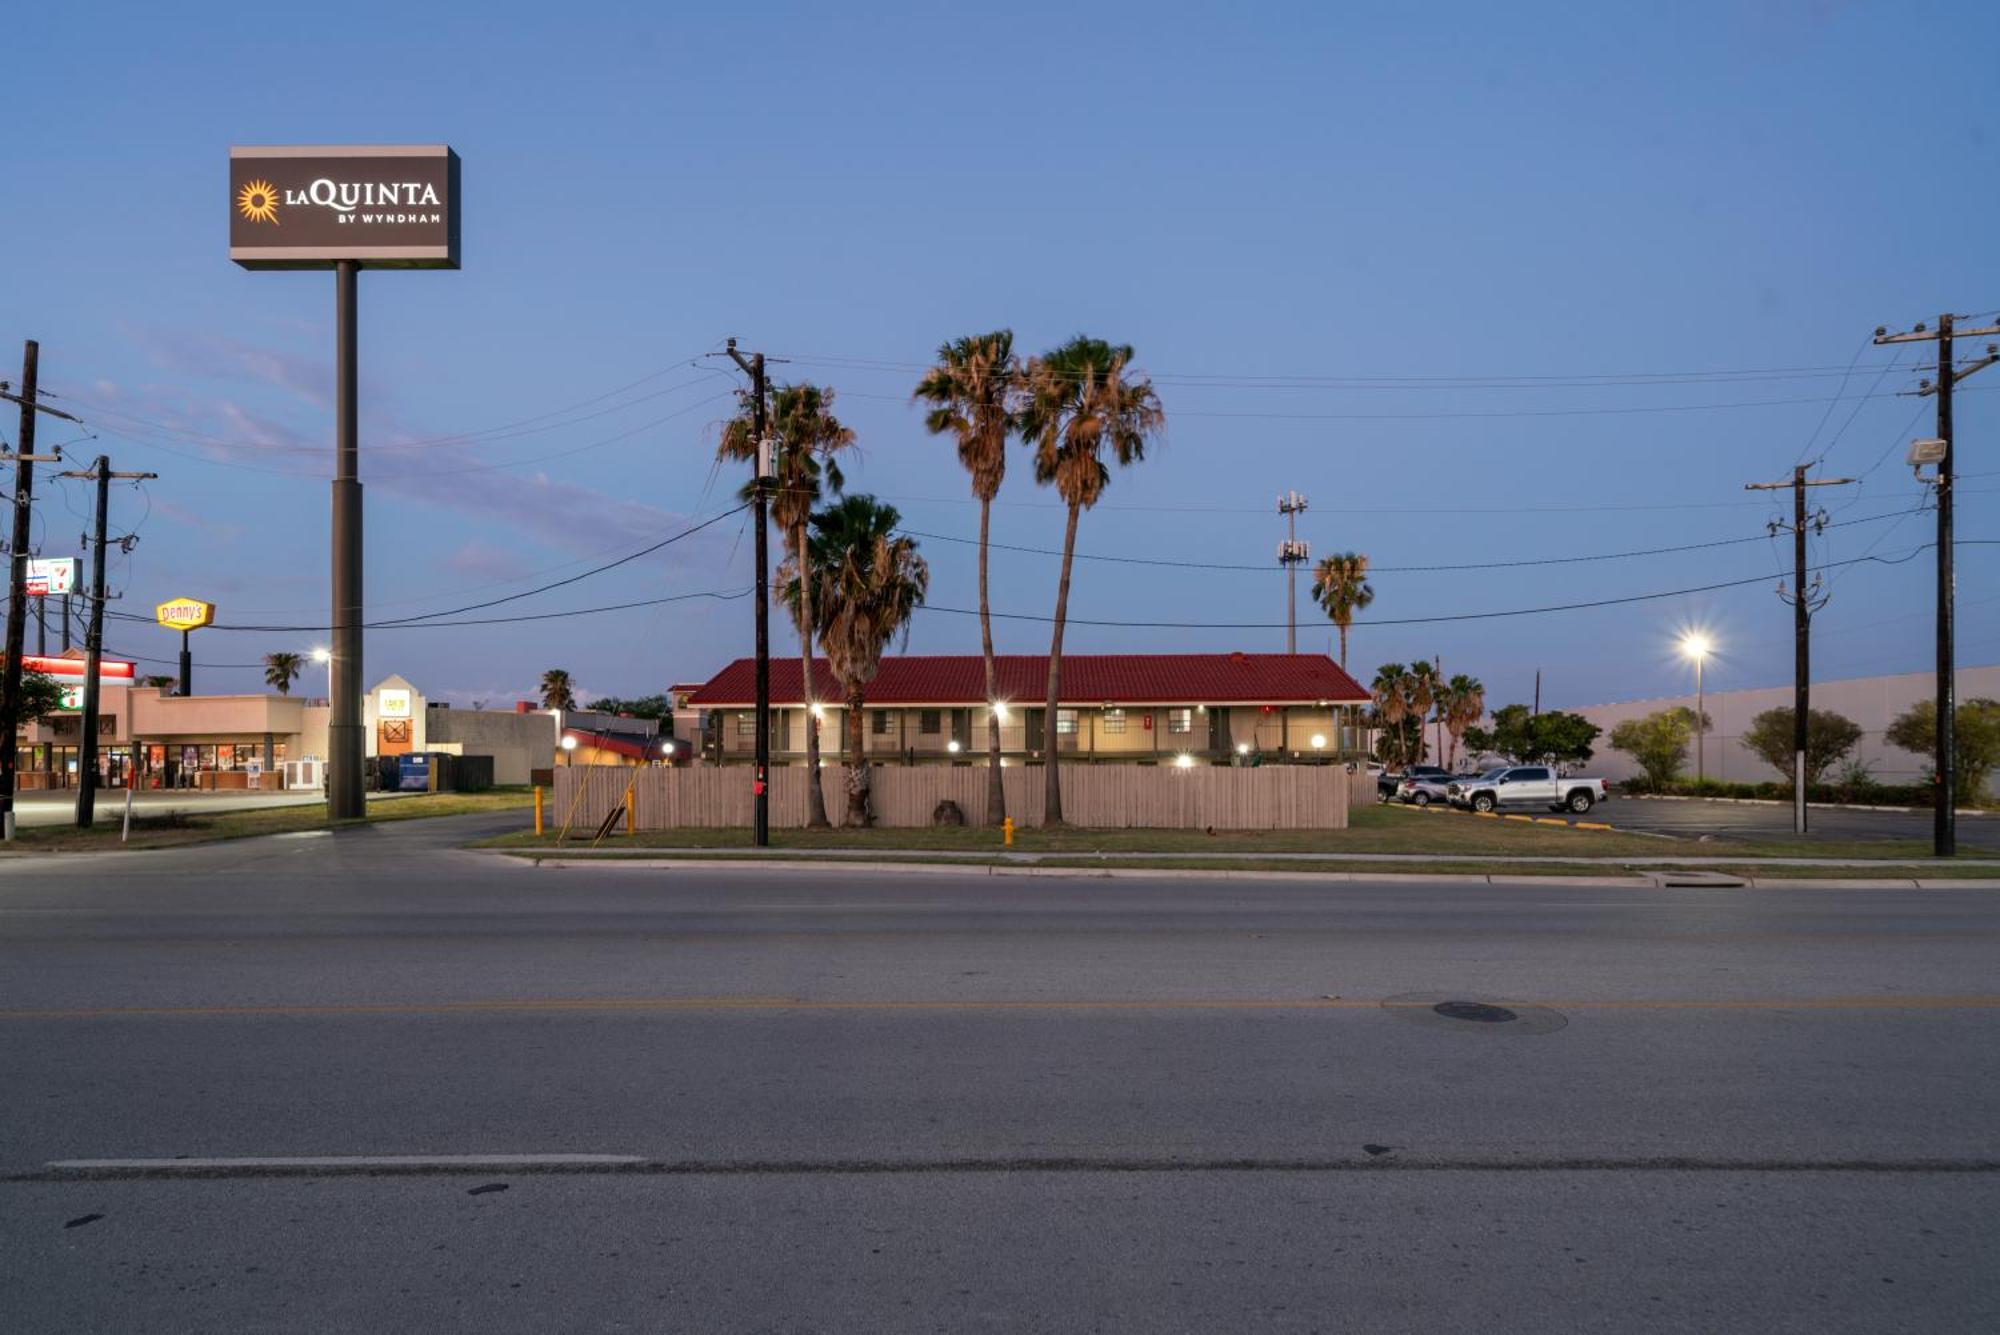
[1002,816,1015,847]
[625,787,636,836]
[534,786,545,836]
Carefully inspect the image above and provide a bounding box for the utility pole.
[1875,313,2000,856]
[57,456,155,828]
[1745,464,1855,834]
[0,342,77,840]
[723,339,775,847]
[1277,491,1309,654]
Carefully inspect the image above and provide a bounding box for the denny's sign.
[156,598,216,632]
[229,145,461,270]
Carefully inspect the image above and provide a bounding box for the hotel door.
[377,718,414,757]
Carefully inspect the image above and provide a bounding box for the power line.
[910,543,1979,631]
[105,504,748,633]
[896,506,1925,575]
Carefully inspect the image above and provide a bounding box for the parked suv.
[1446,765,1608,814]
[1378,764,1451,801]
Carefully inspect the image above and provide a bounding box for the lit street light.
[1680,633,1712,782]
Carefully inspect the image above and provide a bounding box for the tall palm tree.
[719,382,853,827]
[264,652,303,696]
[806,495,929,827]
[539,669,576,712]
[1405,661,1440,766]
[1309,553,1373,671]
[914,330,1021,824]
[1311,553,1374,756]
[1019,336,1165,824]
[1440,673,1486,769]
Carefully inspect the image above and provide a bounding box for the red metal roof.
[688,653,1369,708]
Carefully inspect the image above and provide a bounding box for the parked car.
[1393,774,1457,807]
[1378,764,1451,801]
[1447,765,1608,814]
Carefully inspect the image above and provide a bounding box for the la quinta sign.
[229,145,461,269]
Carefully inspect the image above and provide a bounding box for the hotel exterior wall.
[708,704,1350,764]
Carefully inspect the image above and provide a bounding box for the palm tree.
[1440,673,1486,769]
[1309,553,1373,671]
[264,652,303,696]
[719,382,853,827]
[1405,661,1440,766]
[806,495,928,826]
[1019,336,1165,824]
[914,330,1021,824]
[1370,663,1410,768]
[139,674,176,691]
[539,669,576,712]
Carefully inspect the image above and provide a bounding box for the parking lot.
[1571,795,2000,849]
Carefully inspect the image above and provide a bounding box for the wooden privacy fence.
[552,763,1350,832]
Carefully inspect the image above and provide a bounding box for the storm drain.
[1381,991,1568,1035]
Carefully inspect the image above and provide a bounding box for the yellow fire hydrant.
[1002,816,1015,847]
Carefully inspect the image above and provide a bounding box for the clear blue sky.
[7,0,1996,711]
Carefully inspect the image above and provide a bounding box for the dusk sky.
[7,1,1996,713]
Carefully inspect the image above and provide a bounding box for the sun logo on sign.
[237,179,280,225]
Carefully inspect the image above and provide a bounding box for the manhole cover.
[1432,1000,1517,1023]
[1381,991,1568,1035]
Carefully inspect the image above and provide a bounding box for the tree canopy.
[1739,707,1863,784]
[1884,697,2000,804]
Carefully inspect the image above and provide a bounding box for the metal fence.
[550,763,1351,832]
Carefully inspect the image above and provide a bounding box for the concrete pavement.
[1584,794,2000,848]
[1,813,1994,1331]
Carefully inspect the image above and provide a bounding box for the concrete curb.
[518,856,2000,891]
[1625,794,1994,817]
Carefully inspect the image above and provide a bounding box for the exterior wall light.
[1174,753,1196,769]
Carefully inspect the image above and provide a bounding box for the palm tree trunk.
[1043,500,1081,826]
[845,683,871,827]
[798,525,830,828]
[978,494,1005,826]
[1337,624,1348,672]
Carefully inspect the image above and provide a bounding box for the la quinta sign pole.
[229,145,460,818]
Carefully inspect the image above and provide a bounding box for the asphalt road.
[1,813,1994,1332]
[1593,795,2000,848]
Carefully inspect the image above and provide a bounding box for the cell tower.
[1277,491,1310,653]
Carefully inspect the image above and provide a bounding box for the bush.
[1614,777,1935,807]
[1608,707,1708,787]
[1740,707,1863,783]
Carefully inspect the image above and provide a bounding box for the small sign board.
[156,597,216,631]
[377,687,413,719]
[230,145,461,270]
[397,754,432,792]
[24,557,76,597]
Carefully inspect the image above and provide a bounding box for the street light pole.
[1695,652,1705,784]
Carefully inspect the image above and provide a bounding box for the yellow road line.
[2,994,1994,1020]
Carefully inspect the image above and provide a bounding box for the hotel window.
[871,710,891,736]
[1056,709,1079,736]
[1167,707,1194,734]
[919,709,942,735]
[1101,708,1126,734]
[736,712,755,737]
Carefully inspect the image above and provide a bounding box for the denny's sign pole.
[230,145,460,819]
[156,598,215,696]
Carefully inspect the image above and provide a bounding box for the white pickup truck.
[1445,765,1608,815]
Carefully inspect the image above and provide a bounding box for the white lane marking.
[49,1154,646,1171]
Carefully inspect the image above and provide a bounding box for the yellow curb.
[1575,822,1613,831]
[1534,817,1568,826]
[1474,811,1499,819]
[1503,815,1534,823]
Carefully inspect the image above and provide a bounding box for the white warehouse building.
[1564,665,2000,785]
